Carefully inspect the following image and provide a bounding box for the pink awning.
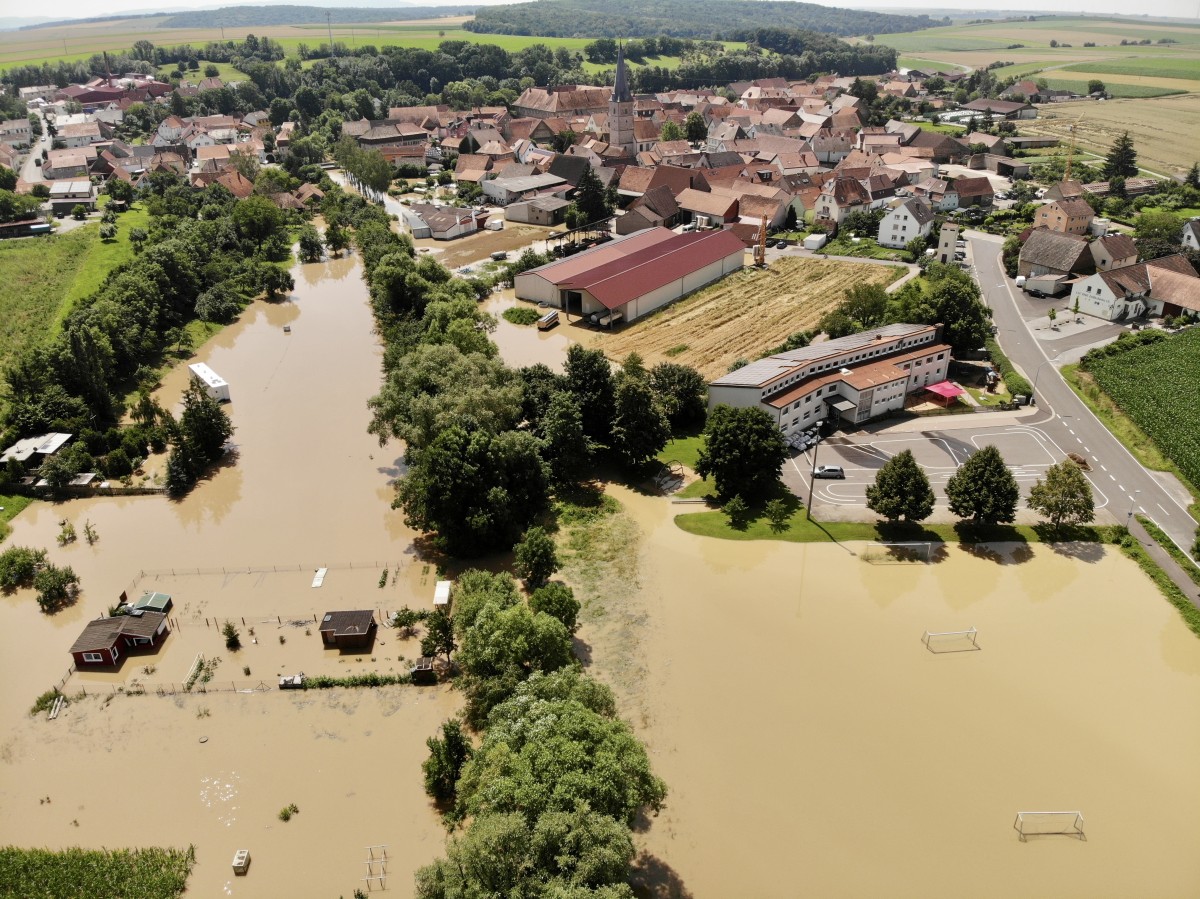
[925,381,964,398]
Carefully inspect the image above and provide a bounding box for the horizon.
[5,0,1198,30]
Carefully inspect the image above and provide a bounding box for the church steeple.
[612,42,632,104]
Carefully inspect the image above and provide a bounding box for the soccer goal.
[1013,811,1086,842]
[921,627,981,653]
[860,541,934,564]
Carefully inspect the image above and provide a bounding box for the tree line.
[466,0,935,39]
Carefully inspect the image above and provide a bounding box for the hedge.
[984,337,1032,397]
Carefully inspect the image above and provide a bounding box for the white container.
[803,233,827,250]
[188,363,230,402]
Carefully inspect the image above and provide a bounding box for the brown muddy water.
[592,488,1200,898]
[4,243,1200,898]
[0,253,461,896]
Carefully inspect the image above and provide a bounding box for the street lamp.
[806,434,823,520]
[1126,490,1141,526]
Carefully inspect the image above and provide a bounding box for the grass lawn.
[54,201,151,333]
[1041,77,1185,98]
[156,60,244,82]
[1118,524,1200,638]
[657,431,704,471]
[822,237,910,262]
[0,228,94,380]
[915,121,966,134]
[0,494,34,543]
[1138,515,1200,588]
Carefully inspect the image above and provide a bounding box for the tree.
[99,222,117,241]
[685,111,707,143]
[723,494,749,528]
[390,606,424,636]
[222,620,241,650]
[262,267,294,300]
[1103,131,1138,180]
[513,526,559,587]
[865,449,934,523]
[946,445,1019,525]
[1186,162,1200,190]
[648,362,706,429]
[128,227,147,253]
[660,120,685,142]
[0,546,47,591]
[231,194,284,249]
[297,223,323,262]
[1028,460,1094,530]
[34,564,79,612]
[324,221,349,257]
[1087,79,1105,95]
[421,608,457,663]
[1047,306,1057,324]
[573,165,612,226]
[929,275,992,354]
[529,583,580,632]
[71,204,87,220]
[423,718,473,803]
[564,345,615,443]
[540,391,592,487]
[1134,208,1181,244]
[764,498,790,533]
[696,405,788,500]
[611,378,669,467]
[0,166,16,191]
[194,284,242,323]
[178,381,235,464]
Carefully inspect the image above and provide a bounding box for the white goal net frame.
[921,627,981,653]
[860,541,935,564]
[1013,811,1086,841]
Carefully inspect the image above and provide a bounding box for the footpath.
[1128,517,1200,609]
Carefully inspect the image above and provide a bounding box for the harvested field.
[587,257,905,381]
[1020,95,1200,177]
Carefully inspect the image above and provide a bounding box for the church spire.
[612,41,632,104]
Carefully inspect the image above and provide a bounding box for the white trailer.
[433,580,452,609]
[188,363,230,402]
[803,233,828,250]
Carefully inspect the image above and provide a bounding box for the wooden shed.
[318,610,377,650]
[70,611,169,667]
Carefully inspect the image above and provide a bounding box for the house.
[1017,229,1094,279]
[514,227,745,325]
[71,611,169,667]
[913,178,958,212]
[1034,198,1094,235]
[318,610,377,650]
[961,98,1036,120]
[877,197,935,249]
[1182,220,1200,251]
[1,432,72,469]
[952,176,994,209]
[480,172,568,206]
[1089,233,1138,272]
[707,323,952,432]
[675,188,738,227]
[48,180,96,215]
[57,121,105,148]
[132,592,174,614]
[0,118,33,148]
[814,175,872,227]
[514,85,611,120]
[1069,255,1200,320]
[504,196,571,226]
[934,222,960,264]
[626,185,681,228]
[403,204,479,240]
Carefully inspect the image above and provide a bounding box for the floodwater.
[591,489,1200,898]
[0,252,460,896]
[4,229,1200,898]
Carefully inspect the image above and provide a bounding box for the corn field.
[0,845,195,898]
[1088,329,1200,490]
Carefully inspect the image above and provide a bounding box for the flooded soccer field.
[2,237,1199,898]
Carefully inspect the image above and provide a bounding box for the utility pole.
[806,438,822,519]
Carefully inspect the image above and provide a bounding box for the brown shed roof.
[319,610,376,638]
[70,612,167,654]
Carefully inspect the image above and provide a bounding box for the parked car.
[1026,288,1047,299]
[813,465,845,479]
[775,240,788,249]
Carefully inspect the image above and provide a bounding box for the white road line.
[1100,464,1107,471]
[1068,429,1074,434]
[1158,503,1169,515]
[1077,437,1083,444]
[1110,474,1117,481]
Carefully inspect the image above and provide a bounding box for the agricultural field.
[1019,95,1200,177]
[1087,329,1200,492]
[0,846,194,899]
[587,256,904,381]
[1041,77,1187,99]
[1061,56,1200,80]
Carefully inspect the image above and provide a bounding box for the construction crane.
[1063,114,1085,183]
[754,214,768,267]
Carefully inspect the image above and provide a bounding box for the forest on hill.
[465,0,936,39]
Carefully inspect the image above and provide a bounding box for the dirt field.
[1020,95,1200,177]
[587,256,905,381]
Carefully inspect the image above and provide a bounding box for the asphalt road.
[20,112,50,185]
[967,230,1198,557]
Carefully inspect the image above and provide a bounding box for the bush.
[984,337,1032,397]
[529,582,580,632]
[0,546,48,591]
[222,620,241,651]
[34,564,79,612]
[501,306,541,326]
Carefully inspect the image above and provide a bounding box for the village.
[1,14,1200,899]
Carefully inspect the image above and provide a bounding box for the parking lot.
[783,422,1113,513]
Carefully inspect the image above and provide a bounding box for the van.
[537,310,559,331]
[1014,275,1027,288]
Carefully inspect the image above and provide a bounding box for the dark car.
[813,465,845,479]
[775,240,788,249]
[1026,288,1047,298]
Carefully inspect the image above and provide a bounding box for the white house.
[1068,255,1200,321]
[707,323,952,433]
[0,118,33,148]
[877,197,935,249]
[1182,220,1200,251]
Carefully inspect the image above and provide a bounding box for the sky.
[6,0,1197,28]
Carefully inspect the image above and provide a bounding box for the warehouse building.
[707,323,952,432]
[514,227,745,325]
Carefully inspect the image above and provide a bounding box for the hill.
[465,0,934,40]
[161,5,474,28]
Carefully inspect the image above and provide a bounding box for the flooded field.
[592,489,1200,898]
[0,252,460,896]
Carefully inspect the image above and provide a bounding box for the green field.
[0,228,93,379]
[1087,330,1200,493]
[0,845,194,899]
[156,60,243,82]
[1042,77,1185,98]
[1061,56,1200,80]
[56,201,151,331]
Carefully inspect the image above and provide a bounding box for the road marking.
[1158,503,1169,515]
[1110,474,1117,481]
[1084,447,1090,453]
[1100,464,1107,471]
[1077,437,1083,444]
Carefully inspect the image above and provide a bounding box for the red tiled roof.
[559,229,745,310]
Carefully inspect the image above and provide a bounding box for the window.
[82,652,104,663]
[805,395,812,403]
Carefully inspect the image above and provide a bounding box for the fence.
[127,560,411,582]
[151,609,406,631]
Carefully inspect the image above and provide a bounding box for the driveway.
[967,230,1197,555]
